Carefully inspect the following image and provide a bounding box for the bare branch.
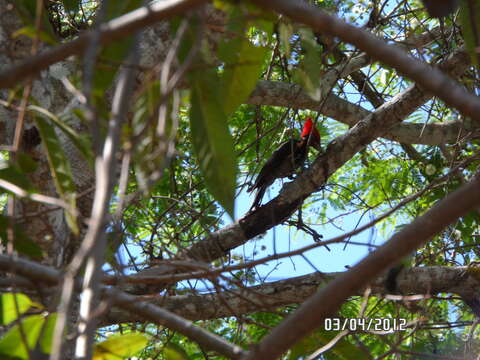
[0,0,207,89]
[185,50,465,262]
[126,48,473,296]
[0,178,70,209]
[242,174,480,360]
[105,288,246,359]
[248,79,478,146]
[0,254,478,325]
[0,254,244,359]
[101,265,480,324]
[250,0,480,122]
[74,42,141,360]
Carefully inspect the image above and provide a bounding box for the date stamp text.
[324,318,407,331]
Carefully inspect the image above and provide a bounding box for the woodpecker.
[247,118,321,211]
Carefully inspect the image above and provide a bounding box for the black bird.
[247,118,321,211]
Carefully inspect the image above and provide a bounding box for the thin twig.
[0,0,207,89]
[0,254,245,360]
[242,172,480,360]
[251,0,480,121]
[74,40,141,360]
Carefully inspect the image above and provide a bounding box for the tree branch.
[127,47,472,295]
[242,174,480,360]
[102,266,478,323]
[248,80,478,145]
[0,254,245,360]
[250,0,480,122]
[187,49,467,261]
[0,0,207,89]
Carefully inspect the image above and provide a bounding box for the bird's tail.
[249,186,266,212]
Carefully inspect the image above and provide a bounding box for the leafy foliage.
[0,313,57,359]
[3,0,480,359]
[0,293,34,326]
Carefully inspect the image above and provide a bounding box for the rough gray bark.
[129,45,471,294]
[101,266,480,323]
[0,258,477,325]
[0,2,478,357]
[0,1,87,266]
[248,78,479,145]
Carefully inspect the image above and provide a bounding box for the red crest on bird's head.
[301,117,321,149]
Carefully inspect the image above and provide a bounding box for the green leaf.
[0,165,34,192]
[217,6,268,116]
[12,26,57,45]
[0,216,43,258]
[28,105,94,168]
[163,343,189,360]
[34,116,78,235]
[62,0,79,13]
[459,0,480,67]
[0,314,57,359]
[37,314,58,355]
[278,21,293,57]
[190,70,237,218]
[294,68,322,101]
[93,333,149,360]
[293,28,323,101]
[16,153,38,174]
[0,294,32,325]
[219,37,268,116]
[213,0,232,12]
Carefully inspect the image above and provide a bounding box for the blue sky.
[224,179,386,282]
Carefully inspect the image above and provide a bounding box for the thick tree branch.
[0,254,245,360]
[0,0,207,89]
[247,54,475,146]
[102,266,479,323]
[1,261,476,324]
[251,0,480,122]
[184,47,469,263]
[127,47,472,294]
[248,80,478,145]
[243,173,480,360]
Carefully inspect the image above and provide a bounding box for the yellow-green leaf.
[293,28,323,101]
[93,333,149,360]
[0,314,57,359]
[279,21,293,57]
[0,293,32,325]
[163,343,189,360]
